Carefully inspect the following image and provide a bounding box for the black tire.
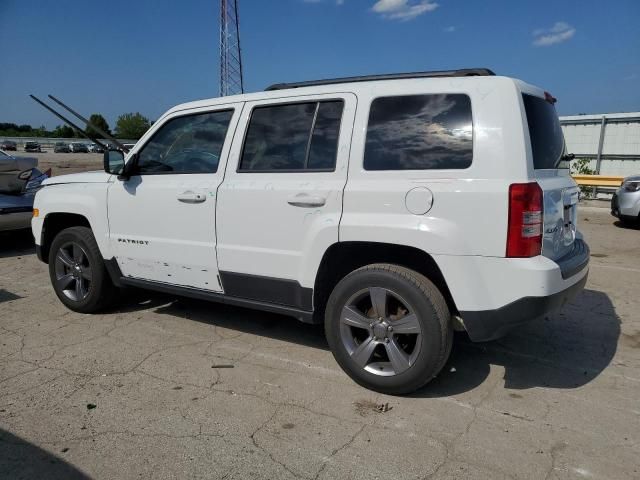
[325,263,453,395]
[48,226,118,313]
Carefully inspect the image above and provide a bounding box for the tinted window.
[364,94,473,170]
[137,110,233,174]
[307,102,344,169]
[522,94,566,169]
[240,101,344,171]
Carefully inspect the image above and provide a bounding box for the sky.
[0,0,638,129]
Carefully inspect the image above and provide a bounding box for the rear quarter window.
[363,94,473,171]
[523,94,566,169]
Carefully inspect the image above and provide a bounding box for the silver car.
[612,175,640,225]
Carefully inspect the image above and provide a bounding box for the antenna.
[29,95,110,151]
[220,0,244,96]
[47,95,129,152]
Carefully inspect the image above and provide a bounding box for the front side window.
[364,94,473,170]
[239,100,344,172]
[137,110,233,174]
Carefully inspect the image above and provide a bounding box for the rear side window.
[239,100,344,172]
[364,94,473,171]
[137,110,233,174]
[523,94,566,169]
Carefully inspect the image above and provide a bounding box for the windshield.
[523,94,566,169]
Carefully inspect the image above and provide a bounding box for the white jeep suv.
[32,69,589,394]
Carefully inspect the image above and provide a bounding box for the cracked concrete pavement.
[1,204,639,479]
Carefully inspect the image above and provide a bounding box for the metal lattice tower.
[219,0,244,96]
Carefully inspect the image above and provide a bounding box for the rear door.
[522,92,579,261]
[216,93,356,307]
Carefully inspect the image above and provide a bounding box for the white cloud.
[372,0,439,21]
[533,21,576,47]
[443,25,456,33]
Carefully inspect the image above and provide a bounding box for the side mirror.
[104,150,125,176]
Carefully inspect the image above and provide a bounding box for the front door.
[107,105,241,291]
[216,94,356,307]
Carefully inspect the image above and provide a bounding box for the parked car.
[0,150,50,231]
[611,175,640,225]
[54,142,71,153]
[32,68,589,394]
[69,142,89,153]
[1,140,17,151]
[88,143,105,153]
[24,141,42,153]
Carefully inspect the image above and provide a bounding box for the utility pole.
[220,0,244,96]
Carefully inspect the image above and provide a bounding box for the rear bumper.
[437,240,589,342]
[555,238,590,279]
[460,272,587,342]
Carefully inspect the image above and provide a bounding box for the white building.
[560,112,640,177]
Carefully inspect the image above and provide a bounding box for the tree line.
[0,112,152,140]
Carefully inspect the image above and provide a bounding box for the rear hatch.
[522,93,579,262]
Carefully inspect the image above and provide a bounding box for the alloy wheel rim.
[54,242,93,302]
[339,287,422,377]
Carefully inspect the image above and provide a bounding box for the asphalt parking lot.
[1,195,639,478]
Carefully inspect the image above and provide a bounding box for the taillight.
[507,182,543,258]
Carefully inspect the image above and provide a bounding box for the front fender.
[32,182,111,257]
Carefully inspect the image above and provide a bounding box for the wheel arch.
[313,241,458,322]
[39,213,92,263]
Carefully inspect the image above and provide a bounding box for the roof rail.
[265,68,495,91]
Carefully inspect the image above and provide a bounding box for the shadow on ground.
[614,219,640,230]
[119,287,619,397]
[0,229,35,259]
[416,288,620,396]
[0,428,90,480]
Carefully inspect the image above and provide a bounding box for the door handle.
[177,191,206,204]
[287,194,326,208]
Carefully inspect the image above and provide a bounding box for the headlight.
[623,181,640,192]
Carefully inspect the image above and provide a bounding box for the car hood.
[42,170,112,186]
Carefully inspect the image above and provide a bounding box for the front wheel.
[325,264,453,395]
[48,226,118,313]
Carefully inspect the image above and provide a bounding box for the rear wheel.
[325,264,453,395]
[48,226,118,313]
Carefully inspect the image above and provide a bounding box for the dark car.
[54,142,71,153]
[24,141,42,153]
[69,142,89,153]
[1,140,17,151]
